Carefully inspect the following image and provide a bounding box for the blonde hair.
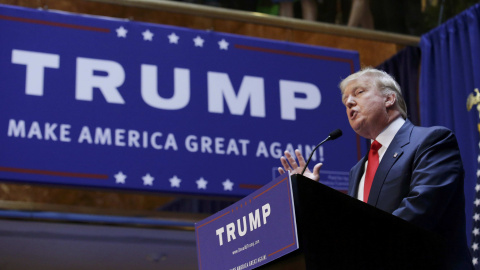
[339,68,407,119]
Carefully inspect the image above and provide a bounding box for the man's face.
[342,77,389,139]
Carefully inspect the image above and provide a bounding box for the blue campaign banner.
[195,172,298,270]
[0,4,361,197]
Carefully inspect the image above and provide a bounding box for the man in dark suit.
[278,68,473,269]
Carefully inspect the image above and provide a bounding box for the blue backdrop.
[0,4,361,197]
[420,3,480,257]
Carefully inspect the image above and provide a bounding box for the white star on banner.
[476,199,480,207]
[116,26,127,38]
[114,171,127,184]
[474,242,479,251]
[169,175,181,188]
[474,257,479,266]
[222,179,234,191]
[475,213,480,221]
[196,177,208,189]
[474,227,480,236]
[218,39,229,50]
[193,36,205,47]
[476,184,480,192]
[168,32,179,44]
[142,173,154,186]
[142,29,154,41]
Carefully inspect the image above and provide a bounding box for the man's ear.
[385,92,396,108]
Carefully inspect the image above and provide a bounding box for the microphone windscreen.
[329,129,342,140]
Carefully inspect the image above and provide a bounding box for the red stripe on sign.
[195,211,230,229]
[234,44,355,73]
[0,166,109,179]
[253,176,288,200]
[0,14,110,33]
[269,242,296,257]
[239,183,263,190]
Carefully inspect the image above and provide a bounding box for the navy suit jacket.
[348,120,472,269]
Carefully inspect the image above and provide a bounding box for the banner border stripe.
[0,14,110,33]
[0,166,109,179]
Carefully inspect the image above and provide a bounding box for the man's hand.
[278,149,322,181]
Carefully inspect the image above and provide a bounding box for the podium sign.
[195,172,298,270]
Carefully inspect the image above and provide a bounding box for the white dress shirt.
[356,117,406,201]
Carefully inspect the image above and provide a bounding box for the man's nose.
[345,95,356,108]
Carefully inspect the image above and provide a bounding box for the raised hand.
[278,149,322,182]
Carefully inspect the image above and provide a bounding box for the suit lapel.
[348,155,367,197]
[366,120,413,206]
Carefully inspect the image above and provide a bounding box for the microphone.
[301,129,342,175]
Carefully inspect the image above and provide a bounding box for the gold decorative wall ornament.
[467,88,480,132]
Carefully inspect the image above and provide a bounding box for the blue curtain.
[420,3,480,250]
[377,46,421,126]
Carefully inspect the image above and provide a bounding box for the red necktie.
[364,140,382,202]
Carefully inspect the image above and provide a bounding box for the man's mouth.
[350,110,357,119]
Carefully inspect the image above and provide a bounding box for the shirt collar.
[373,117,405,150]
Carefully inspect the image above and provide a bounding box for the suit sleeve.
[391,128,465,231]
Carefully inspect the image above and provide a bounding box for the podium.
[195,174,447,270]
[258,174,447,269]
